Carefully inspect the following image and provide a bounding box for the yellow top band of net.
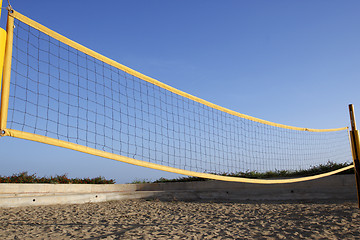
[9,10,347,133]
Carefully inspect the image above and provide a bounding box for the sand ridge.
[0,199,359,239]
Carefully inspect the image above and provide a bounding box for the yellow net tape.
[3,129,354,184]
[9,11,347,132]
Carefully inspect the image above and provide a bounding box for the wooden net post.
[349,104,360,208]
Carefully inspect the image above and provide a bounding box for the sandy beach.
[0,199,359,239]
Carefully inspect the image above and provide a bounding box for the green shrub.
[0,172,115,184]
[153,161,354,183]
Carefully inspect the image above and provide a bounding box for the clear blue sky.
[0,0,359,183]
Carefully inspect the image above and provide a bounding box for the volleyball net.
[0,10,354,183]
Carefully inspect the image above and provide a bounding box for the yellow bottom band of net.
[2,128,353,184]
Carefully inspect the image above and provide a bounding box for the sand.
[0,199,359,239]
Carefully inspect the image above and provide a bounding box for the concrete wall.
[0,175,357,208]
[0,183,160,208]
[136,174,357,201]
[0,182,137,195]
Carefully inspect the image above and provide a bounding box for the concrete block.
[0,175,357,208]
